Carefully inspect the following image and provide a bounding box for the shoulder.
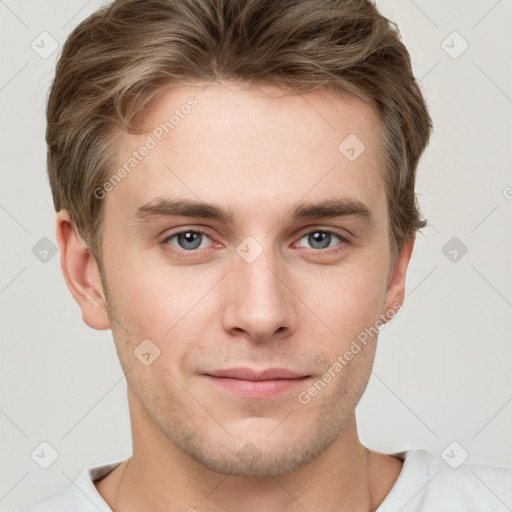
[18,485,97,512]
[17,460,124,512]
[378,449,512,512]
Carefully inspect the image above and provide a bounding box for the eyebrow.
[135,197,372,224]
[136,198,234,224]
[288,198,372,223]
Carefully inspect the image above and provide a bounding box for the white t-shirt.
[19,449,512,511]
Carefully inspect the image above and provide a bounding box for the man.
[21,0,512,510]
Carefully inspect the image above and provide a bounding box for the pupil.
[309,231,330,249]
[179,232,201,250]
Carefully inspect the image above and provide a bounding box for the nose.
[221,247,297,343]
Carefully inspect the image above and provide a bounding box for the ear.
[380,238,415,323]
[56,210,110,330]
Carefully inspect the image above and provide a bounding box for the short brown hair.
[47,0,432,263]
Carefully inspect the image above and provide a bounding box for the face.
[88,82,409,477]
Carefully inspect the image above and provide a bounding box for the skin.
[57,81,413,511]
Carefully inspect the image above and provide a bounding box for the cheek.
[299,259,388,342]
[104,252,223,343]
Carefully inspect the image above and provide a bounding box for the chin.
[171,422,342,477]
[187,442,318,477]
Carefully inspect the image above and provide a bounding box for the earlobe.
[56,210,110,330]
[381,238,415,322]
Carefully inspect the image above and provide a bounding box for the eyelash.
[161,228,349,258]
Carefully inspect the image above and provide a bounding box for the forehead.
[107,81,386,223]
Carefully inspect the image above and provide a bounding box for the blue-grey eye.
[298,231,341,250]
[167,231,212,251]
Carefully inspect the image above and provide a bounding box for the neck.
[96,390,401,512]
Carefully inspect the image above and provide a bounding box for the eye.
[297,230,345,250]
[163,230,213,251]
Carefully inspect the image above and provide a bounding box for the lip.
[203,367,311,398]
[206,367,307,380]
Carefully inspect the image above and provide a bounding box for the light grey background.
[1,0,511,510]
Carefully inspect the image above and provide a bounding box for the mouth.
[202,367,311,398]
